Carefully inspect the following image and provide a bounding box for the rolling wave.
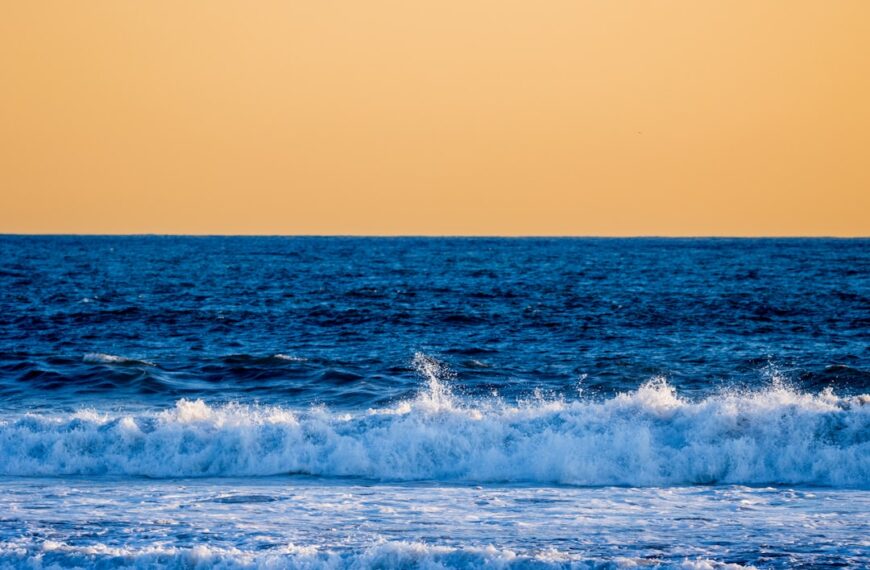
[1,355,866,486]
[0,540,754,570]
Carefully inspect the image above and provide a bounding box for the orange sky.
[2,1,868,235]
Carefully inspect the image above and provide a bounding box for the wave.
[0,540,755,570]
[221,353,308,365]
[0,354,867,486]
[82,353,155,367]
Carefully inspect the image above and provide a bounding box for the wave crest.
[1,364,867,486]
[0,540,756,570]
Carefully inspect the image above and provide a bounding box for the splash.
[411,352,456,407]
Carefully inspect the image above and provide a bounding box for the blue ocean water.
[0,236,868,568]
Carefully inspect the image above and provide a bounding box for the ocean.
[0,236,867,569]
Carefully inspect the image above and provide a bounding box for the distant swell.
[1,361,867,486]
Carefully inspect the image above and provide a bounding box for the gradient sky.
[2,1,868,236]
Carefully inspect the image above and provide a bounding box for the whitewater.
[1,356,868,486]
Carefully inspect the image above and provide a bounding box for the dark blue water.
[1,237,868,408]
[1,237,869,569]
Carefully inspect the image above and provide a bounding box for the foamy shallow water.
[2,478,867,569]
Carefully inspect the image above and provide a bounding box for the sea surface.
[0,236,868,569]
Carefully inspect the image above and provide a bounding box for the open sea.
[0,236,868,569]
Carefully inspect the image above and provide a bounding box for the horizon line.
[2,233,868,239]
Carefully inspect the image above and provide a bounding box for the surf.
[0,354,866,486]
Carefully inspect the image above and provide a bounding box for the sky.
[2,1,868,236]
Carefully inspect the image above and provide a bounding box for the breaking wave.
[0,354,867,487]
[0,540,755,570]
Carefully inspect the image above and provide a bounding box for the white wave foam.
[0,540,756,569]
[1,363,867,485]
[273,354,307,362]
[82,353,154,366]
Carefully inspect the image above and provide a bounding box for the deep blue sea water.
[0,237,868,569]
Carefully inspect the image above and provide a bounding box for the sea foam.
[1,354,866,486]
[0,540,756,570]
